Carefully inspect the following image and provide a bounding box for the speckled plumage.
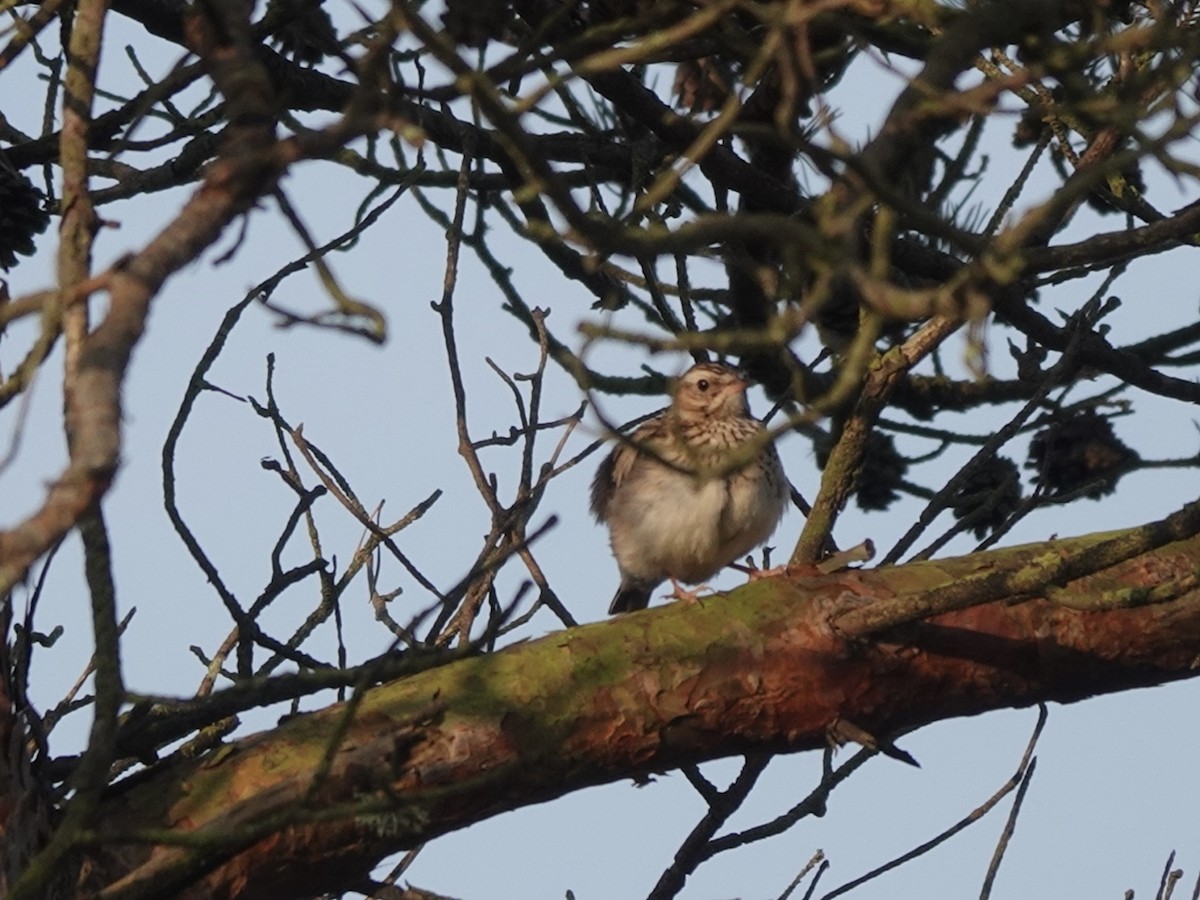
[590,363,788,614]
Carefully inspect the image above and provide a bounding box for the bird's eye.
[697,379,710,392]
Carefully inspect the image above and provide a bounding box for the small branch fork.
[428,150,583,645]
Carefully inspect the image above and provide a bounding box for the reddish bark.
[82,531,1200,899]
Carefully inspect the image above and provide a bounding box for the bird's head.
[671,362,749,421]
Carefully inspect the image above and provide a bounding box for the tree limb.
[82,523,1200,899]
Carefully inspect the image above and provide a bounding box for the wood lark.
[590,362,788,614]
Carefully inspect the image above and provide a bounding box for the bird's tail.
[609,581,653,615]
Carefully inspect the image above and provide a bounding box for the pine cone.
[854,432,908,511]
[1026,411,1138,499]
[0,158,49,271]
[950,456,1022,538]
[264,0,339,65]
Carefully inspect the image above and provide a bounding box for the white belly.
[608,466,779,584]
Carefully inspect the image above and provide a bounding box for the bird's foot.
[748,565,788,581]
[730,561,789,582]
[666,578,711,604]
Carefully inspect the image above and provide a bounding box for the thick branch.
[84,526,1200,899]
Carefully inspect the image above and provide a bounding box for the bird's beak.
[721,372,751,408]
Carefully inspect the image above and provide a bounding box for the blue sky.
[3,4,1199,898]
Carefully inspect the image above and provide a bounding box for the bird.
[590,362,788,614]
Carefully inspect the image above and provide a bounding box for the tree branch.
[82,522,1200,899]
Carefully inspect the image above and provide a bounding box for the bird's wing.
[589,416,667,522]
[589,449,617,521]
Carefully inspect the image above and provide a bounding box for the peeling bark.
[82,529,1200,899]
